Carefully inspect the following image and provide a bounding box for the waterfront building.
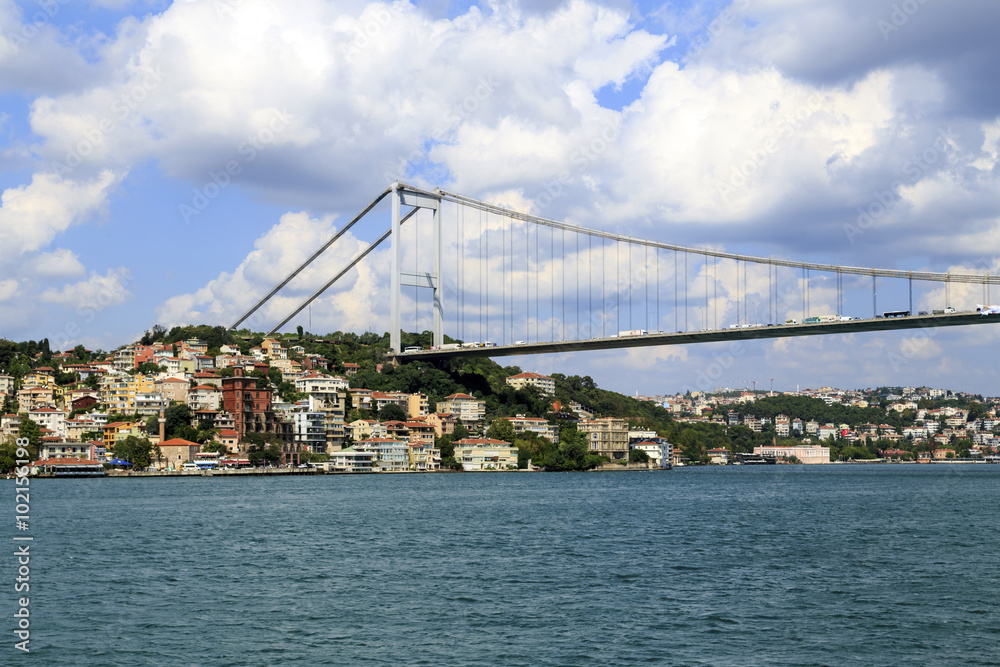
[452,437,519,470]
[631,439,673,468]
[39,441,105,461]
[578,417,629,460]
[291,410,327,453]
[357,438,409,471]
[753,444,830,464]
[707,447,730,464]
[330,447,374,472]
[408,441,440,471]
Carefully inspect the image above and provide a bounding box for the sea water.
[5,465,1000,665]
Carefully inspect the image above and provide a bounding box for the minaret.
[158,409,166,443]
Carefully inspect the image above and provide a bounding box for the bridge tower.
[389,182,443,354]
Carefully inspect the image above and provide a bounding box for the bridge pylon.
[390,182,443,354]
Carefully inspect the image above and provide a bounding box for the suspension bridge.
[229,182,1000,358]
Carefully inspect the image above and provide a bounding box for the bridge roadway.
[397,312,1000,360]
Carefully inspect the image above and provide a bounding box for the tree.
[135,362,165,375]
[163,403,193,439]
[378,403,407,422]
[113,435,157,469]
[486,417,515,443]
[628,448,650,464]
[17,418,42,456]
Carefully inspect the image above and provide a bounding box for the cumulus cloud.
[156,211,388,333]
[39,267,133,307]
[0,170,123,261]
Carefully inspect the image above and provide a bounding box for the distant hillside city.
[1,324,997,474]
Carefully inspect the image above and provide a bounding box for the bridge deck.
[398,312,1000,360]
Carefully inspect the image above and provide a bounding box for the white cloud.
[0,170,123,261]
[39,267,133,308]
[0,278,18,302]
[156,211,388,333]
[29,249,86,279]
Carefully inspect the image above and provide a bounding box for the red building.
[222,367,274,441]
[221,367,297,464]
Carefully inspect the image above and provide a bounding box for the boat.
[735,453,776,465]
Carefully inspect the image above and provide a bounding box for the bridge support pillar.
[390,183,443,354]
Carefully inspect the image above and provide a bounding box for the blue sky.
[2,0,1000,396]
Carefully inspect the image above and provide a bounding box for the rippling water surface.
[7,465,1000,665]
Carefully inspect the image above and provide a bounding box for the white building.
[505,372,555,395]
[754,444,830,464]
[437,393,486,423]
[357,438,409,471]
[452,438,519,471]
[631,440,673,468]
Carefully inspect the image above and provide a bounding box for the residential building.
[134,392,168,417]
[508,415,559,443]
[407,393,429,419]
[291,410,327,454]
[155,377,190,404]
[505,372,555,395]
[631,439,673,468]
[18,386,57,412]
[295,372,349,395]
[188,385,222,411]
[424,413,458,437]
[408,441,440,471]
[452,437,519,470]
[578,417,629,460]
[29,407,67,438]
[775,415,790,437]
[357,438,409,471]
[0,374,13,396]
[102,421,139,450]
[330,447,375,472]
[39,441,105,461]
[437,393,486,423]
[221,366,277,443]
